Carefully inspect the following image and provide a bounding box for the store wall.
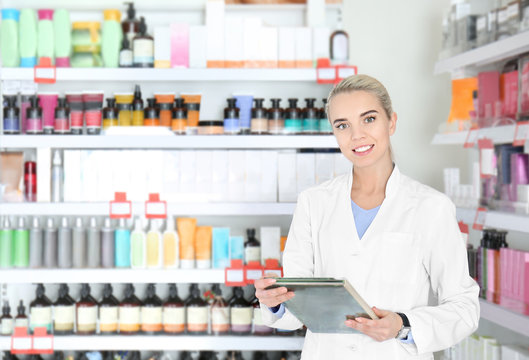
[343,0,465,191]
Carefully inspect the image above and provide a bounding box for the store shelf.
[0,269,226,284]
[0,202,296,216]
[0,135,337,149]
[456,207,529,233]
[479,299,529,338]
[431,125,517,145]
[0,68,321,82]
[0,335,304,351]
[434,30,529,74]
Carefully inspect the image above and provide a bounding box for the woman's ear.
[389,112,397,136]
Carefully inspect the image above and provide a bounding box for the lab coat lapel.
[338,170,361,255]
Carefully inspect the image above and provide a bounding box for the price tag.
[464,129,479,148]
[316,58,336,84]
[109,192,132,219]
[33,58,56,84]
[11,327,32,354]
[225,259,246,287]
[513,121,529,146]
[145,193,167,219]
[264,259,283,278]
[31,327,53,354]
[458,221,469,235]
[336,65,358,81]
[478,138,494,179]
[244,261,264,285]
[472,207,487,231]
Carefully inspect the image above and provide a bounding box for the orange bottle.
[144,98,159,126]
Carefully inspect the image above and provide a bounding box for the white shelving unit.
[456,207,529,234]
[0,336,305,351]
[434,30,529,74]
[479,299,529,338]
[0,269,225,284]
[0,135,337,149]
[0,68,320,82]
[0,202,297,216]
[431,125,517,145]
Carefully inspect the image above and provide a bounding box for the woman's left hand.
[344,307,403,342]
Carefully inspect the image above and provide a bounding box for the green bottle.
[1,9,20,67]
[37,9,55,64]
[19,8,38,67]
[53,9,71,67]
[14,217,30,268]
[130,218,145,268]
[0,218,14,268]
[102,9,123,68]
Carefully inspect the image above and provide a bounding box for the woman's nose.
[350,123,365,141]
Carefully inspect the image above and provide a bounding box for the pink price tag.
[244,261,264,285]
[31,327,53,354]
[336,66,358,80]
[110,192,132,219]
[33,58,56,84]
[464,129,479,148]
[472,207,487,231]
[225,259,246,287]
[11,327,32,354]
[513,121,529,146]
[145,193,167,219]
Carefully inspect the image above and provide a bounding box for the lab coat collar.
[347,163,400,199]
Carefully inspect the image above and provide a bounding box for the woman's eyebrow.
[332,118,347,124]
[359,110,378,117]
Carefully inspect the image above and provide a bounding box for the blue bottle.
[3,96,20,134]
[115,218,131,267]
[224,98,240,134]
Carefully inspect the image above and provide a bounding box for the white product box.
[81,151,94,202]
[334,153,352,177]
[112,151,132,197]
[180,150,197,197]
[64,150,81,202]
[260,226,281,264]
[224,16,244,68]
[129,151,148,202]
[97,150,114,201]
[312,27,330,61]
[36,148,51,202]
[297,153,316,194]
[243,17,262,67]
[261,151,278,202]
[196,151,213,201]
[278,27,296,68]
[162,151,181,197]
[306,0,326,27]
[212,150,229,202]
[502,345,529,360]
[146,150,164,196]
[189,26,207,68]
[206,0,225,67]
[228,150,245,202]
[259,27,278,68]
[278,151,297,202]
[154,26,171,68]
[315,153,335,185]
[295,27,313,68]
[245,151,262,202]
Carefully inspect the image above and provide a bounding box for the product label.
[253,308,264,326]
[100,307,118,325]
[54,305,75,324]
[187,307,208,325]
[70,112,83,129]
[30,307,52,327]
[211,307,229,325]
[498,8,508,24]
[119,306,141,325]
[141,307,163,325]
[488,12,496,31]
[507,3,519,19]
[231,307,253,326]
[133,39,154,64]
[77,306,97,325]
[15,318,29,328]
[1,319,13,335]
[245,247,261,263]
[85,111,102,129]
[477,17,487,31]
[120,50,133,67]
[163,307,185,325]
[332,34,348,62]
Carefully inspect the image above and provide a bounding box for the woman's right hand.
[254,274,295,308]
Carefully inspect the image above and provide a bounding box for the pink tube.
[38,92,59,134]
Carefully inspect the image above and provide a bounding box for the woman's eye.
[335,123,348,130]
[364,116,375,123]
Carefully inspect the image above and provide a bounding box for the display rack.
[431,125,518,145]
[434,30,529,74]
[0,336,305,351]
[479,299,529,338]
[456,207,529,234]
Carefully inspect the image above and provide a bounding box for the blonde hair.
[326,74,393,119]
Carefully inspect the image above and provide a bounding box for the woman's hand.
[254,274,295,308]
[344,307,403,342]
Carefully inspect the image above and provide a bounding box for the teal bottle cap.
[21,57,37,67]
[1,9,20,21]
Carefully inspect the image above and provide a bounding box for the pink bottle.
[38,92,59,134]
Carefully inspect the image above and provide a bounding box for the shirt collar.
[347,163,400,199]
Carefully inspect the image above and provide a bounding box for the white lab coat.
[261,165,479,359]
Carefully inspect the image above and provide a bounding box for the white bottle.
[146,219,162,269]
[130,217,146,269]
[51,149,63,202]
[163,217,179,269]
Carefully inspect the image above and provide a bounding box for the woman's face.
[328,90,397,170]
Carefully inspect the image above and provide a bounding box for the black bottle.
[229,287,252,335]
[53,284,75,334]
[0,301,12,335]
[224,98,240,134]
[250,98,268,134]
[29,284,53,334]
[26,96,43,135]
[185,284,208,335]
[99,284,120,334]
[3,96,20,134]
[268,98,284,135]
[141,284,163,334]
[14,300,29,329]
[302,98,319,134]
[284,98,301,134]
[244,228,261,264]
[103,98,119,129]
[54,98,70,134]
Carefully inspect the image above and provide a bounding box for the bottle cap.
[103,9,121,21]
[246,228,255,239]
[106,98,116,108]
[253,98,265,108]
[17,300,25,316]
[103,218,112,229]
[61,217,69,228]
[288,98,299,108]
[125,284,135,297]
[75,217,83,228]
[2,301,10,316]
[270,98,282,108]
[103,284,113,297]
[89,217,98,228]
[1,9,20,21]
[36,284,45,297]
[37,9,54,21]
[138,16,147,36]
[125,2,136,20]
[165,217,175,232]
[227,98,238,108]
[168,284,178,298]
[305,98,316,108]
[80,284,90,298]
[32,217,40,229]
[52,150,62,166]
[58,284,69,297]
[46,218,54,229]
[146,284,156,297]
[17,216,25,229]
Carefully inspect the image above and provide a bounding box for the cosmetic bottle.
[99,284,119,334]
[66,92,83,135]
[132,85,144,126]
[330,15,349,65]
[244,228,261,264]
[0,217,13,268]
[122,2,140,47]
[185,284,208,335]
[250,98,268,134]
[210,284,229,335]
[51,150,64,203]
[119,284,142,334]
[37,9,54,64]
[101,9,122,68]
[119,36,133,67]
[1,9,20,67]
[133,17,153,68]
[3,96,20,134]
[72,217,86,268]
[226,351,244,360]
[0,302,13,335]
[144,98,160,126]
[19,9,37,68]
[76,284,98,335]
[24,160,37,202]
[87,217,101,268]
[14,301,29,328]
[43,218,58,268]
[163,284,185,334]
[103,98,119,129]
[224,98,240,135]
[101,218,115,269]
[163,217,179,268]
[26,96,43,135]
[30,284,52,333]
[13,217,29,268]
[141,284,163,334]
[54,98,70,134]
[57,217,72,269]
[230,287,252,335]
[146,219,162,269]
[302,98,319,134]
[172,98,187,134]
[53,284,75,334]
[131,217,146,269]
[284,98,302,134]
[115,218,131,268]
[29,217,43,268]
[251,295,273,335]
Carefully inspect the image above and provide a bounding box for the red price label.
[513,121,529,146]
[11,327,32,354]
[33,58,56,84]
[264,259,283,278]
[109,192,132,219]
[472,207,487,231]
[464,129,479,148]
[244,261,264,285]
[145,193,167,219]
[225,259,246,287]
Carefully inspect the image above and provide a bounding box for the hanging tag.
[472,207,487,231]
[264,259,283,278]
[10,327,33,354]
[145,193,167,219]
[34,58,56,84]
[464,129,479,148]
[31,327,53,354]
[225,259,246,287]
[244,261,264,285]
[513,121,529,147]
[336,65,358,82]
[109,192,132,219]
[478,138,495,179]
[316,58,336,84]
[458,221,469,246]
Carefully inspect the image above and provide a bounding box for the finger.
[255,287,290,302]
[273,291,295,304]
[255,277,277,289]
[372,307,390,318]
[263,272,279,278]
[355,317,377,327]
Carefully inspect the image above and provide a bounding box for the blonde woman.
[254,75,479,359]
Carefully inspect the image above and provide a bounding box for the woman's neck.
[351,157,394,196]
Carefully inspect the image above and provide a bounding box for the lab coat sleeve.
[403,196,480,355]
[260,191,314,330]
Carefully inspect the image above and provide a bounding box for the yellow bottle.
[163,217,179,269]
[146,219,162,269]
[132,85,144,126]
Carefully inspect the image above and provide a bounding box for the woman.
[254,75,479,359]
